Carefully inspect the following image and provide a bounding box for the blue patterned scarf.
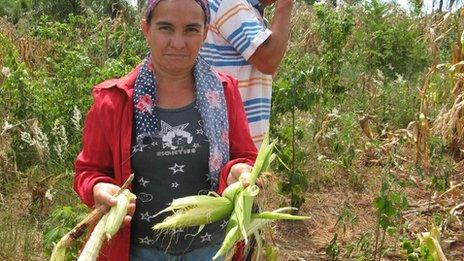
[132,54,229,190]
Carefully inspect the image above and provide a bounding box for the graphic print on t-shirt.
[160,120,193,150]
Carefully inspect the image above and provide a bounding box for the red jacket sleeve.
[218,73,258,194]
[74,88,116,207]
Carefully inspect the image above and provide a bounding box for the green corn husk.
[248,133,273,185]
[158,195,231,213]
[153,195,233,230]
[105,190,135,240]
[77,215,108,261]
[252,211,310,221]
[49,241,66,261]
[213,207,307,260]
[222,181,243,202]
[234,185,260,244]
[150,133,310,261]
[419,227,447,261]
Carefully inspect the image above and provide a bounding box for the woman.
[74,0,258,260]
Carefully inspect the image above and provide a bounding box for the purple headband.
[144,0,210,24]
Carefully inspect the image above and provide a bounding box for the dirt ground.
[258,170,464,261]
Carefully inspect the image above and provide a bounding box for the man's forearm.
[249,0,293,75]
[268,0,293,68]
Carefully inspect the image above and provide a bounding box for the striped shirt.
[201,0,272,148]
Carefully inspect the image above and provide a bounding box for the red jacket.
[74,66,258,261]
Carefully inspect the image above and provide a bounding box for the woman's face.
[142,0,207,75]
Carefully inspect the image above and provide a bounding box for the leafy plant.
[43,204,88,259]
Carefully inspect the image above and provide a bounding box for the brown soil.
[257,169,464,261]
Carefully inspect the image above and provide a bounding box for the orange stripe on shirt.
[208,24,220,35]
[252,134,265,142]
[216,4,250,28]
[238,78,272,88]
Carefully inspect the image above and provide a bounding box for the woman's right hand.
[93,182,136,227]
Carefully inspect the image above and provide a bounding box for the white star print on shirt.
[200,232,212,242]
[139,236,154,245]
[171,182,180,188]
[196,129,204,135]
[220,220,228,229]
[192,143,200,149]
[132,143,144,153]
[138,177,150,187]
[140,212,153,222]
[168,163,185,174]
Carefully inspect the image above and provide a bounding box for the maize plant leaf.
[213,225,240,261]
[249,133,271,185]
[222,181,243,202]
[252,211,310,221]
[234,185,260,244]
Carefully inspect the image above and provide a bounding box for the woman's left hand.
[227,163,252,187]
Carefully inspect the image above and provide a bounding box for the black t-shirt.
[130,102,227,254]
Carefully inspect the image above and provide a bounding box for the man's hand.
[93,182,136,227]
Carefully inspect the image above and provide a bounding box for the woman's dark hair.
[146,10,154,24]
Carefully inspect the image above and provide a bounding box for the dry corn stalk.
[50,174,134,261]
[416,113,431,170]
[432,93,464,155]
[432,30,464,157]
[451,30,464,96]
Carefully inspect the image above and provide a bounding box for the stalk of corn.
[77,189,136,261]
[150,134,309,261]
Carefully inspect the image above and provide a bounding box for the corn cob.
[49,175,135,261]
[150,134,310,261]
[104,189,136,240]
[77,189,136,261]
[49,242,66,261]
[77,215,108,261]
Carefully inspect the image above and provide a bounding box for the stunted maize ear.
[153,195,233,230]
[150,133,310,261]
[77,215,108,261]
[104,190,135,240]
[77,189,136,261]
[49,242,66,261]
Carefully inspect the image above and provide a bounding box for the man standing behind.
[201,0,293,147]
